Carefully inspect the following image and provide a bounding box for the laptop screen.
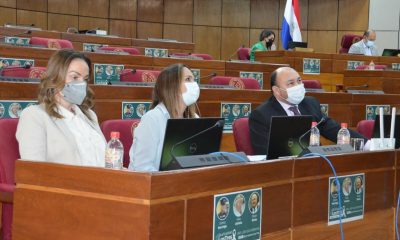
[382,49,400,57]
[267,115,313,160]
[159,117,224,171]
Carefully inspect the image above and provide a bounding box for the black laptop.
[382,49,400,57]
[159,118,224,171]
[288,41,308,49]
[372,115,400,148]
[266,116,313,160]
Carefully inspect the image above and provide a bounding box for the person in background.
[249,67,367,155]
[249,29,276,61]
[348,30,379,56]
[129,63,200,171]
[16,49,106,167]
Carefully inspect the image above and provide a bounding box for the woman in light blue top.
[129,63,200,171]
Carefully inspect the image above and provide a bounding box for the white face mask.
[182,82,200,106]
[366,40,375,48]
[281,83,305,105]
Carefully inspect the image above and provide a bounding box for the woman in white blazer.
[129,64,200,171]
[16,49,106,167]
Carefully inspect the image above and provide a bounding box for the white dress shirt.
[277,100,301,116]
[129,103,170,172]
[57,105,106,167]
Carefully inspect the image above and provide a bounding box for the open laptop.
[382,49,400,57]
[267,116,313,160]
[288,41,308,49]
[159,118,224,171]
[372,115,400,148]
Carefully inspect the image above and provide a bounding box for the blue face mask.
[61,81,87,105]
[366,40,375,48]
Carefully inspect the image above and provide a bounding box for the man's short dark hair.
[270,70,278,90]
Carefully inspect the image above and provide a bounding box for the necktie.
[288,106,300,116]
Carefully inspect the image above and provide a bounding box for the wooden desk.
[343,70,400,94]
[12,150,397,239]
[256,51,400,92]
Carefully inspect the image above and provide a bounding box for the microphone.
[228,45,245,60]
[169,119,225,160]
[299,117,326,150]
[200,72,216,79]
[345,84,369,91]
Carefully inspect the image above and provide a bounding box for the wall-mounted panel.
[308,0,338,31]
[137,0,163,22]
[222,0,250,28]
[0,7,16,25]
[164,0,193,24]
[110,0,137,21]
[48,14,78,32]
[78,16,109,32]
[110,19,136,38]
[163,24,193,43]
[48,0,78,15]
[250,0,279,29]
[193,0,221,26]
[369,0,399,31]
[0,0,16,8]
[193,26,221,59]
[79,0,109,18]
[137,22,163,39]
[17,9,47,29]
[221,27,250,60]
[338,0,369,31]
[308,30,337,53]
[17,0,47,12]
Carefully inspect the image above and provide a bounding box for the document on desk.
[213,188,262,240]
[328,173,365,225]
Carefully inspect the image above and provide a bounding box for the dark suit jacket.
[249,96,367,155]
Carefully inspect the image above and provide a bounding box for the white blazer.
[16,104,105,166]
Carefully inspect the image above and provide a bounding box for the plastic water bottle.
[337,123,350,145]
[368,60,375,70]
[105,131,124,169]
[309,121,320,146]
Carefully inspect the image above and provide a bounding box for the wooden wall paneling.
[16,10,47,29]
[336,30,364,53]
[0,7,16,25]
[308,0,338,31]
[109,0,137,20]
[250,28,279,49]
[0,0,16,8]
[137,0,164,23]
[222,0,250,28]
[163,24,193,43]
[48,0,78,15]
[250,0,279,29]
[109,19,136,38]
[193,26,221,59]
[48,14,79,32]
[338,0,369,31]
[137,22,163,39]
[78,16,109,32]
[193,0,222,26]
[221,27,250,60]
[164,0,193,24]
[307,31,338,53]
[79,0,109,18]
[17,0,47,12]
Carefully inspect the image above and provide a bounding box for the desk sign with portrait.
[144,48,168,58]
[320,104,329,116]
[347,61,365,70]
[213,188,262,240]
[303,58,321,74]
[221,103,251,133]
[392,63,400,71]
[121,102,151,119]
[93,63,124,85]
[366,105,390,120]
[240,71,264,88]
[5,37,30,46]
[328,173,365,225]
[0,57,34,70]
[83,43,107,52]
[0,100,37,119]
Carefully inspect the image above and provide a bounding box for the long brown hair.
[38,49,95,120]
[151,63,197,118]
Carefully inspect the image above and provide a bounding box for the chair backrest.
[1,66,46,79]
[302,79,322,89]
[237,47,250,60]
[191,53,213,60]
[0,119,20,185]
[355,64,387,70]
[29,37,73,49]
[210,76,261,90]
[119,69,161,83]
[232,118,254,155]
[339,34,363,54]
[356,120,375,139]
[98,46,140,55]
[100,119,140,168]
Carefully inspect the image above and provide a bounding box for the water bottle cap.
[341,123,348,128]
[110,131,120,139]
[311,121,317,127]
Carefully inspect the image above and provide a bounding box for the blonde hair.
[151,63,197,118]
[38,49,95,120]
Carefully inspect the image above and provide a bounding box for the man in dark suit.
[249,67,367,155]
